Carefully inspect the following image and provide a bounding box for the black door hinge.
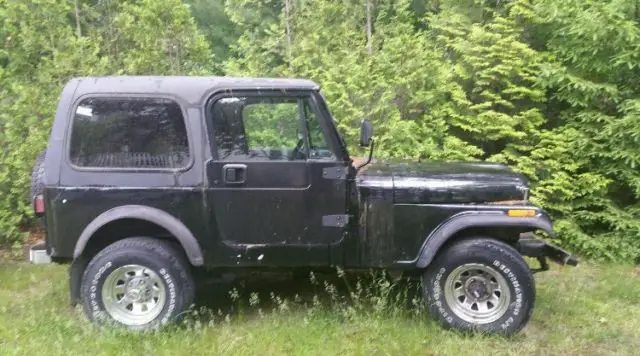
[322,214,350,227]
[322,166,347,180]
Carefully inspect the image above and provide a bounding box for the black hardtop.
[69,76,320,105]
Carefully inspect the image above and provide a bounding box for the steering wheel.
[290,138,305,160]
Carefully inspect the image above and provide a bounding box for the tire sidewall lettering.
[492,259,523,329]
[89,261,112,320]
[158,268,177,325]
[431,267,453,323]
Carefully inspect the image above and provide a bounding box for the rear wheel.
[81,237,194,330]
[423,238,535,335]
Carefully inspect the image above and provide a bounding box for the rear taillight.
[33,194,45,215]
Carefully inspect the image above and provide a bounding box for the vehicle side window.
[211,95,335,161]
[69,97,190,169]
[303,100,335,160]
[243,99,300,158]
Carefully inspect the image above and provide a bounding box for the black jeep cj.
[32,76,576,334]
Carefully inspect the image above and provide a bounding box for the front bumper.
[516,233,578,272]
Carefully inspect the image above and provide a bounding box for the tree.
[530,0,640,260]
[224,0,288,75]
[186,0,240,73]
[113,0,212,75]
[0,0,103,242]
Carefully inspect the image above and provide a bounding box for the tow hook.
[516,234,578,273]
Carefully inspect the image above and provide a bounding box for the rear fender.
[73,205,203,265]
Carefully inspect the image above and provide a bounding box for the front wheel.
[423,238,535,335]
[81,237,195,330]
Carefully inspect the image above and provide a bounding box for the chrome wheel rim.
[102,264,166,326]
[443,263,510,324]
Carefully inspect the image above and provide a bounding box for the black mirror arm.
[355,138,375,174]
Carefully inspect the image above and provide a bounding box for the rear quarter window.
[69,97,190,169]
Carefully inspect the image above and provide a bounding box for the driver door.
[206,91,348,266]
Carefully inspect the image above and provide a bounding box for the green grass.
[0,261,638,356]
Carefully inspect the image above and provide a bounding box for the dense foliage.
[1,0,639,261]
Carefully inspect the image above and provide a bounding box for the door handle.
[222,164,247,184]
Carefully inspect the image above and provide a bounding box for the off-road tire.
[423,238,535,335]
[81,237,195,331]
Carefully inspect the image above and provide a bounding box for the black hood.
[357,160,529,204]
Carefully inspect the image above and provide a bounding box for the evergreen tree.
[531,0,640,260]
[224,0,289,75]
[186,0,240,73]
[111,0,212,74]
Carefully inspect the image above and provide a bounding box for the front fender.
[415,210,555,268]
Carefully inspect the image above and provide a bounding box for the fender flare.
[415,211,555,268]
[73,205,204,266]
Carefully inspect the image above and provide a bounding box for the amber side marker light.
[507,209,537,217]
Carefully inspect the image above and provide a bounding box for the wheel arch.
[69,205,203,306]
[73,205,204,266]
[415,211,555,269]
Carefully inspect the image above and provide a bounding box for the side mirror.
[360,119,374,147]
